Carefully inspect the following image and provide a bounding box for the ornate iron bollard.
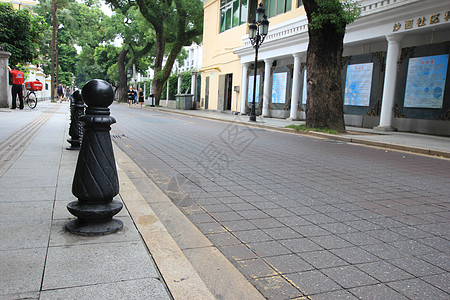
[66,79,123,235]
[66,90,85,150]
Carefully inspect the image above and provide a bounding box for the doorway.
[224,74,232,111]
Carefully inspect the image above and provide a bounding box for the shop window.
[220,0,248,33]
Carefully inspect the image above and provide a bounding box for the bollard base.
[66,218,123,236]
[66,139,81,150]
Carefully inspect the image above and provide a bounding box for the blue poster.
[404,54,449,108]
[272,72,288,104]
[344,63,373,106]
[248,75,260,103]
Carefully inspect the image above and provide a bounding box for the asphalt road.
[110,103,450,300]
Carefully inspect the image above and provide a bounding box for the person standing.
[57,83,64,102]
[127,85,136,108]
[8,66,24,109]
[138,87,144,108]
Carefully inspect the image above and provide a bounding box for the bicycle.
[23,81,42,109]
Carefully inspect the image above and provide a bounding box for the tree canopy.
[0,2,47,66]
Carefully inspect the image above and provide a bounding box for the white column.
[177,74,182,94]
[0,51,11,108]
[262,58,274,117]
[191,72,197,108]
[240,63,250,114]
[376,34,403,131]
[289,53,305,120]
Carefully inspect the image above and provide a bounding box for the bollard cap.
[82,79,114,107]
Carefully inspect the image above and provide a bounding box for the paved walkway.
[152,107,450,158]
[0,102,175,300]
[0,101,448,299]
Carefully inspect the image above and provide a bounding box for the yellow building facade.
[200,0,305,113]
[201,0,450,136]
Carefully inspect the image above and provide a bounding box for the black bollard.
[66,90,85,150]
[66,79,123,235]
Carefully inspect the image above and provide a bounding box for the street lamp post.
[249,3,269,122]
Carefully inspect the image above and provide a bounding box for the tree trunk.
[118,48,129,103]
[151,29,165,106]
[51,0,57,101]
[303,0,347,133]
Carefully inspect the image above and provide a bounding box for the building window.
[263,0,291,18]
[298,0,303,7]
[220,0,248,32]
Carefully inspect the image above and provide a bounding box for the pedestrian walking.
[57,83,64,102]
[128,85,136,108]
[8,66,24,109]
[138,88,144,108]
[133,87,138,105]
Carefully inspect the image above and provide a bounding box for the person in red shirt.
[8,66,24,109]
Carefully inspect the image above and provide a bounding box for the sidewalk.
[0,102,175,299]
[152,107,450,158]
[1,101,448,299]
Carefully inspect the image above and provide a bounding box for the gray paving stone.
[421,252,450,272]
[319,222,359,235]
[42,242,160,290]
[356,261,414,282]
[421,273,450,294]
[339,232,382,246]
[236,258,278,279]
[263,227,302,240]
[221,219,258,231]
[0,186,56,203]
[331,246,379,264]
[265,254,314,274]
[349,283,409,300]
[313,289,359,300]
[40,278,170,300]
[279,238,323,253]
[249,217,285,229]
[233,229,273,243]
[252,275,303,299]
[292,224,330,237]
[219,244,258,261]
[309,235,353,250]
[297,250,348,269]
[207,232,241,246]
[344,219,382,231]
[287,270,341,295]
[210,211,243,221]
[0,220,51,251]
[237,209,270,219]
[361,243,406,260]
[196,221,227,234]
[0,248,47,297]
[247,241,292,257]
[388,278,450,300]
[322,265,379,288]
[391,239,439,256]
[389,257,446,277]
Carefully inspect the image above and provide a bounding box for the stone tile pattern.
[113,106,450,300]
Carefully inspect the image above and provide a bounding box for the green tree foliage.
[34,0,115,87]
[107,0,203,104]
[0,3,47,65]
[161,71,191,100]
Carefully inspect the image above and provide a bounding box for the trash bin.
[176,94,193,110]
[148,93,155,107]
